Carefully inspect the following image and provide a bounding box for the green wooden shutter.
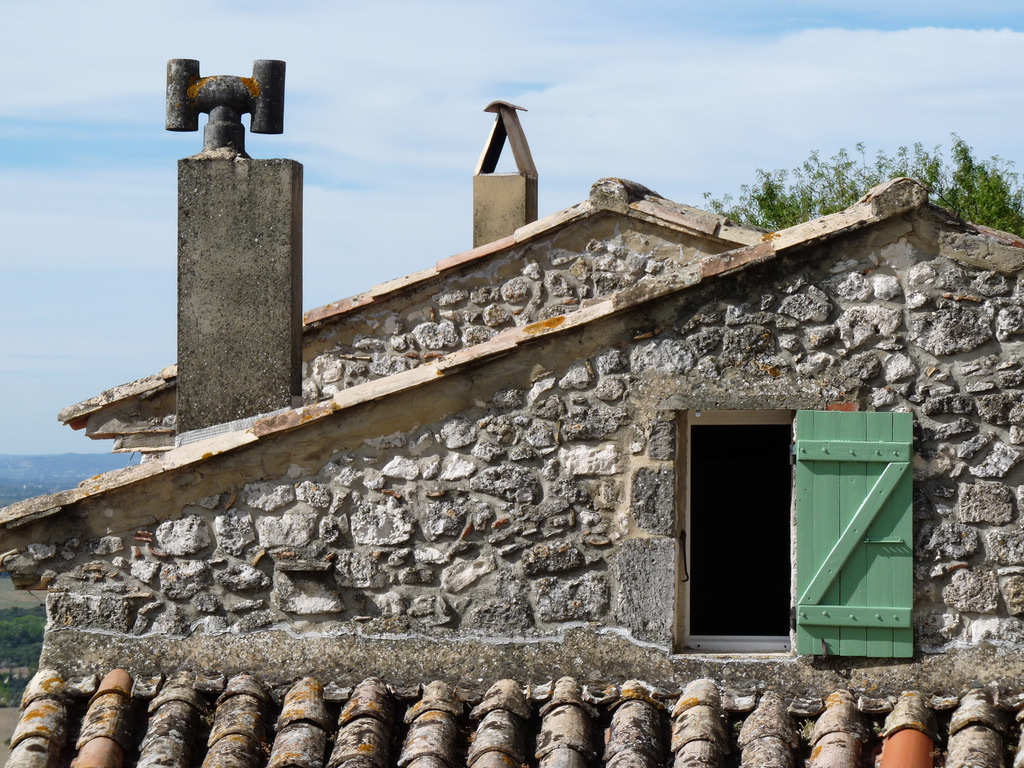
[795,410,913,658]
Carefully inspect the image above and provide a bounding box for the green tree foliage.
[0,606,44,705]
[704,136,1024,236]
[0,606,45,667]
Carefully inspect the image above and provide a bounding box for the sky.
[2,1,1024,456]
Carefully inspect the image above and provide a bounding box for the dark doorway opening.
[688,423,792,638]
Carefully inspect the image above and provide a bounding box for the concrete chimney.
[166,59,303,438]
[473,101,538,247]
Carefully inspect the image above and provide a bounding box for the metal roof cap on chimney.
[473,101,538,247]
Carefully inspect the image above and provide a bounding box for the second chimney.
[473,101,538,247]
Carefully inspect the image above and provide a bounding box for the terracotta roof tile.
[629,199,721,238]
[737,691,798,767]
[7,672,67,768]
[76,669,134,752]
[882,691,936,739]
[11,670,1024,768]
[203,674,269,768]
[671,703,727,766]
[466,681,528,768]
[329,679,394,768]
[606,693,665,768]
[137,671,203,768]
[434,236,516,273]
[807,690,867,768]
[277,679,331,731]
[537,678,598,765]
[57,368,178,426]
[268,725,328,768]
[398,682,462,768]
[947,725,1003,768]
[470,680,529,722]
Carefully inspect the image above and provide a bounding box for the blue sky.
[2,1,1024,455]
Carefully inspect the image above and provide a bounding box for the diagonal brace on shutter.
[799,460,911,606]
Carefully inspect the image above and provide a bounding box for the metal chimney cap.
[483,101,527,114]
[166,59,286,155]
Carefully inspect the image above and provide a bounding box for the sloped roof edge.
[57,366,178,426]
[3,177,944,533]
[57,180,764,426]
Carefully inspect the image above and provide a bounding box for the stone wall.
[44,343,654,643]
[20,210,1024,660]
[301,212,731,402]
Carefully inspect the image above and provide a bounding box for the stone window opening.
[678,410,795,653]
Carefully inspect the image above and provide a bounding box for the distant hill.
[0,454,134,507]
[0,456,126,711]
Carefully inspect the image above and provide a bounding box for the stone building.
[7,170,1024,766]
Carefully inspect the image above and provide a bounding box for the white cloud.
[3,3,1024,452]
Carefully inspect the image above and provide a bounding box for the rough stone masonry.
[11,179,1024,691]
